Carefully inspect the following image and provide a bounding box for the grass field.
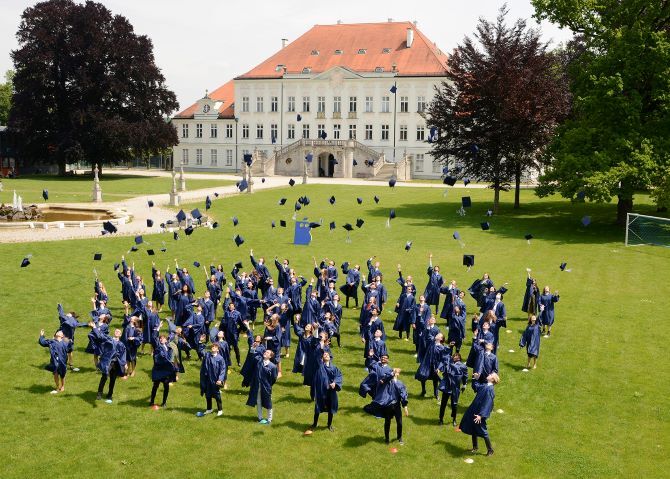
[0,174,234,204]
[1,184,669,479]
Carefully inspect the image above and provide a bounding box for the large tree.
[533,0,670,224]
[427,7,571,211]
[9,0,178,175]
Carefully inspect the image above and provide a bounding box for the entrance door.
[327,154,336,177]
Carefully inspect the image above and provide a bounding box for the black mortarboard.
[271,221,276,228]
[463,255,475,267]
[389,177,396,187]
[234,234,244,247]
[280,220,287,227]
[212,221,219,229]
[193,261,200,268]
[173,231,179,240]
[294,202,302,211]
[404,241,412,251]
[462,197,472,208]
[390,85,397,94]
[278,198,287,205]
[191,208,202,220]
[329,196,336,205]
[453,231,460,240]
[443,176,457,186]
[524,234,533,241]
[289,179,295,187]
[103,221,117,234]
[147,219,154,227]
[185,226,194,235]
[130,246,138,252]
[243,153,253,166]
[235,261,243,269]
[356,218,364,228]
[357,197,363,204]
[297,114,302,121]
[238,179,248,192]
[232,216,238,226]
[329,221,336,230]
[148,200,154,207]
[353,159,358,166]
[147,249,155,256]
[302,196,310,205]
[389,209,396,219]
[134,235,143,245]
[309,222,321,228]
[463,178,471,186]
[114,263,120,271]
[205,196,212,210]
[480,222,490,231]
[214,192,219,197]
[176,210,186,222]
[262,178,266,183]
[94,253,102,261]
[374,195,380,203]
[343,223,353,231]
[42,189,49,200]
[560,262,567,271]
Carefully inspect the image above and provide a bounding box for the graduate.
[220,297,250,367]
[393,285,416,340]
[522,270,540,318]
[396,264,417,296]
[198,342,227,417]
[361,309,385,359]
[138,301,161,353]
[417,316,440,366]
[199,290,216,339]
[56,303,87,371]
[287,274,307,313]
[241,278,262,328]
[438,352,468,426]
[151,263,166,312]
[292,319,314,374]
[459,372,500,456]
[175,259,196,294]
[415,332,446,399]
[94,278,109,310]
[205,272,222,316]
[423,254,444,315]
[263,313,283,377]
[468,273,494,310]
[412,296,431,356]
[322,295,343,347]
[266,302,293,357]
[303,331,333,398]
[84,314,110,368]
[366,329,389,368]
[274,256,292,290]
[250,249,272,295]
[538,286,560,337]
[366,257,382,284]
[245,346,278,424]
[374,276,388,312]
[473,342,499,388]
[448,305,467,353]
[313,259,330,301]
[212,329,231,389]
[480,310,505,354]
[439,280,460,321]
[302,280,321,326]
[167,271,182,320]
[174,285,194,326]
[89,322,127,403]
[117,257,135,304]
[183,303,206,360]
[519,315,541,370]
[339,263,361,308]
[122,317,142,377]
[38,329,70,394]
[305,351,342,434]
[150,335,176,408]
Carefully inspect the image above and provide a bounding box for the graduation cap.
[280,220,287,227]
[353,159,358,167]
[271,220,276,228]
[193,261,200,268]
[130,246,138,252]
[480,222,490,231]
[388,177,397,188]
[342,223,353,231]
[238,179,248,192]
[205,196,212,210]
[102,221,117,234]
[461,197,472,208]
[453,231,460,240]
[294,202,302,211]
[288,178,295,187]
[524,233,533,241]
[243,153,253,166]
[443,176,457,186]
[214,192,219,198]
[185,226,194,236]
[319,131,327,140]
[235,261,244,269]
[234,234,244,247]
[302,196,311,206]
[581,216,591,227]
[404,241,412,252]
[148,200,154,207]
[191,208,202,220]
[147,249,155,256]
[173,231,179,241]
[176,210,186,222]
[390,85,397,94]
[486,209,494,217]
[212,221,219,229]
[357,197,363,205]
[374,195,380,203]
[297,114,302,121]
[93,253,102,261]
[134,235,143,245]
[389,209,396,220]
[20,256,30,268]
[278,197,287,205]
[113,263,120,271]
[147,219,154,228]
[341,261,349,272]
[356,218,364,228]
[329,221,336,230]
[329,195,336,205]
[160,242,167,252]
[463,254,475,267]
[463,178,471,186]
[232,216,239,226]
[560,262,568,271]
[309,222,321,228]
[42,189,49,201]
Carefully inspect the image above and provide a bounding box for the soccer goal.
[625,213,670,247]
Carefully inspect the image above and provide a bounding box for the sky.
[0,0,572,113]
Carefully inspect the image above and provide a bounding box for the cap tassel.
[386,218,391,228]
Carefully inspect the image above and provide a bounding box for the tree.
[533,0,670,224]
[0,71,13,125]
[427,6,571,211]
[9,0,178,175]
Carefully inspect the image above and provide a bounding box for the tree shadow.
[15,384,54,395]
[500,359,528,372]
[433,438,470,458]
[275,393,311,404]
[342,434,383,448]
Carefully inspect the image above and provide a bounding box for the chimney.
[406,27,414,48]
[388,18,393,22]
[281,38,288,49]
[337,19,342,25]
[413,20,418,27]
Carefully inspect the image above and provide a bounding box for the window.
[182,149,189,164]
[317,96,326,113]
[416,126,425,141]
[382,47,391,54]
[381,125,389,141]
[357,48,367,54]
[256,124,263,139]
[333,124,341,139]
[242,96,249,112]
[302,67,312,74]
[288,96,295,112]
[417,96,426,113]
[256,96,264,113]
[302,124,310,139]
[415,154,424,172]
[196,123,203,138]
[381,96,390,113]
[317,124,326,139]
[271,124,278,143]
[365,124,373,140]
[400,96,409,113]
[311,49,319,56]
[196,148,203,165]
[348,124,356,140]
[349,96,357,112]
[210,149,217,165]
[334,49,343,55]
[374,66,384,73]
[226,149,233,166]
[302,96,310,112]
[399,125,407,141]
[226,124,233,138]
[287,124,295,140]
[181,124,189,138]
[365,96,373,113]
[271,96,278,112]
[432,159,442,174]
[242,124,249,139]
[333,96,341,113]
[210,124,217,138]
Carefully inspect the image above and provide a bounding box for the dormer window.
[310,49,319,56]
[302,67,312,74]
[275,64,285,72]
[374,66,384,73]
[382,48,391,54]
[334,49,343,55]
[357,48,367,54]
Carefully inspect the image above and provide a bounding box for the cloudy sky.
[0,0,572,113]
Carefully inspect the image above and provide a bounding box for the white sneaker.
[50,390,59,394]
[71,367,80,372]
[203,409,213,415]
[522,368,529,372]
[217,410,223,417]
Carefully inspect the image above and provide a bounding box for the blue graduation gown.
[92,328,127,375]
[200,352,226,397]
[362,318,386,358]
[415,342,445,381]
[151,268,166,304]
[522,277,540,314]
[263,326,282,359]
[366,259,382,283]
[151,345,176,381]
[177,269,195,294]
[448,310,467,344]
[459,382,495,438]
[274,260,291,290]
[474,351,499,385]
[241,344,266,386]
[439,286,460,319]
[287,278,307,312]
[118,271,134,304]
[520,322,541,357]
[246,357,278,409]
[220,308,245,347]
[538,293,559,326]
[251,255,272,292]
[122,325,141,362]
[302,286,321,325]
[39,336,69,376]
[366,338,388,368]
[313,362,342,414]
[339,269,360,300]
[167,279,182,312]
[393,293,416,331]
[303,339,332,386]
[292,323,312,373]
[58,305,87,343]
[423,267,444,305]
[85,322,109,355]
[418,325,440,364]
[438,356,468,401]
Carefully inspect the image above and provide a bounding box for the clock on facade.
[202,104,211,113]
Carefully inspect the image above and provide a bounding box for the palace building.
[172,20,449,179]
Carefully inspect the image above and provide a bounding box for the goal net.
[625,213,670,247]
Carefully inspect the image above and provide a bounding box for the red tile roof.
[237,21,448,79]
[174,80,235,119]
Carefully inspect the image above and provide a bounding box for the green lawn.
[0,174,234,204]
[1,185,669,479]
